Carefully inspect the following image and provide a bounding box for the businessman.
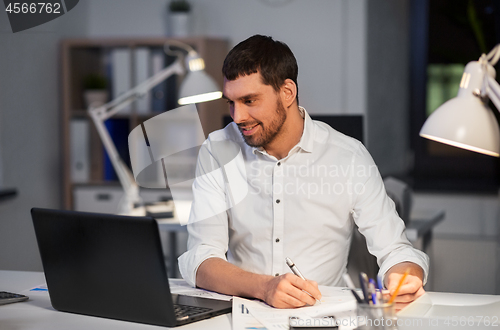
[179,35,428,311]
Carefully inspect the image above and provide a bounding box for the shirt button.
[277,162,281,166]
[275,238,280,243]
[275,273,279,277]
[276,199,280,204]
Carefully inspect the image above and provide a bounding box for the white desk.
[398,291,500,329]
[0,270,231,330]
[2,270,500,330]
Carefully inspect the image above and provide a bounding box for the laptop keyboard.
[174,304,212,320]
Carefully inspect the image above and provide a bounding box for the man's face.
[223,73,287,148]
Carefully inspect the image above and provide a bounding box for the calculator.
[0,291,29,305]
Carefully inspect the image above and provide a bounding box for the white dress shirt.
[178,107,429,288]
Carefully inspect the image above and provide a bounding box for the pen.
[342,273,363,304]
[285,257,305,280]
[369,279,378,305]
[388,268,410,304]
[359,272,370,304]
[377,275,385,304]
[285,257,320,304]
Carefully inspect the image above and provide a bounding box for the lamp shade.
[419,61,500,157]
[420,97,500,157]
[178,70,222,105]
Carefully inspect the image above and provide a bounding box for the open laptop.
[31,208,232,327]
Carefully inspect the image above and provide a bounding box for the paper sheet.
[233,286,358,330]
[233,297,267,330]
[168,278,233,301]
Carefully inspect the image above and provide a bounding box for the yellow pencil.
[388,268,410,304]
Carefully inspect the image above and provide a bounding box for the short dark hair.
[222,35,299,102]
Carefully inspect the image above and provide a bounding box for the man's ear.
[280,79,297,108]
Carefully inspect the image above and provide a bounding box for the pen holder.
[355,302,397,330]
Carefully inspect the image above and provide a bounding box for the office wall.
[83,0,367,118]
[0,3,89,271]
[0,18,61,271]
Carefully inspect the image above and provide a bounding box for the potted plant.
[168,0,191,37]
[83,73,108,108]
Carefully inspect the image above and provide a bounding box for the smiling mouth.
[239,124,259,136]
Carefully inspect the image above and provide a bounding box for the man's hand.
[263,273,322,309]
[384,262,425,312]
[196,258,321,309]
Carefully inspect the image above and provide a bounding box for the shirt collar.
[297,106,314,153]
[252,106,314,155]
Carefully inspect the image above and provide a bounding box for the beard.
[238,99,287,148]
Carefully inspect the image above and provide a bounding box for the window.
[410,0,500,192]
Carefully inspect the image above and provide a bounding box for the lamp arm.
[87,59,185,214]
[96,59,184,121]
[485,75,500,113]
[89,109,140,214]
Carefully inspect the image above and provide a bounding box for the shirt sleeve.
[349,142,430,285]
[177,140,231,287]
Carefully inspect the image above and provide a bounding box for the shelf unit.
[60,37,229,210]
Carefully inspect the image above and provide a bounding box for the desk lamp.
[420,44,500,157]
[88,41,222,215]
